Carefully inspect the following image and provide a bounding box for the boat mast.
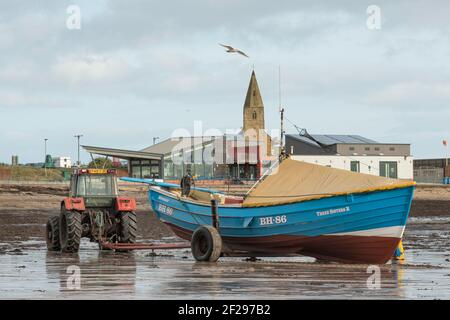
[280,107,285,161]
[278,65,286,161]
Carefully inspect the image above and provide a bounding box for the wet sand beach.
[0,183,449,299]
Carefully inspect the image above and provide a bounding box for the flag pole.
[444,139,448,169]
[444,139,449,184]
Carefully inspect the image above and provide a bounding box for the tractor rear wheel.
[118,211,137,244]
[59,207,82,253]
[46,216,61,251]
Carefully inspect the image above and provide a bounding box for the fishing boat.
[123,158,415,264]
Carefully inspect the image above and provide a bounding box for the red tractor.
[46,168,137,253]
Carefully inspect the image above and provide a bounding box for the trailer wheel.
[117,211,137,251]
[59,207,82,253]
[46,216,61,251]
[191,225,222,262]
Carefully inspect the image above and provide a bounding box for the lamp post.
[44,138,48,176]
[444,139,448,168]
[74,134,83,167]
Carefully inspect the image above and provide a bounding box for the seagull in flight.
[219,44,249,58]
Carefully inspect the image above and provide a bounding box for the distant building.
[11,155,18,166]
[286,134,413,180]
[413,158,449,184]
[53,156,72,168]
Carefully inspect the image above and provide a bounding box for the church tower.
[243,70,265,133]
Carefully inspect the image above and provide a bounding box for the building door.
[249,165,257,180]
[380,161,398,179]
[229,163,258,180]
[350,161,360,173]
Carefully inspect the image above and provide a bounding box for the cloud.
[51,54,131,85]
[0,90,28,108]
[0,0,450,162]
[365,81,450,109]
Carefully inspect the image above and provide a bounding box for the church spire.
[243,70,264,110]
[243,71,265,132]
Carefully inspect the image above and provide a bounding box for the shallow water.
[0,217,449,299]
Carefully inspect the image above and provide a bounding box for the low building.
[82,146,164,179]
[53,156,72,168]
[286,134,413,179]
[413,158,449,184]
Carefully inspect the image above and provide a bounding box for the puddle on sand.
[0,217,449,299]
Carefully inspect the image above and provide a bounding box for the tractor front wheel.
[46,216,61,251]
[59,207,82,253]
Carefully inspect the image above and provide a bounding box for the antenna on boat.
[278,65,287,161]
[278,65,281,111]
[280,107,285,161]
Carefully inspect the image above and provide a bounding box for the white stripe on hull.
[328,225,405,238]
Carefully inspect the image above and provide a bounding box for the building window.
[375,147,380,151]
[349,147,355,151]
[130,159,160,179]
[164,159,174,179]
[350,161,360,173]
[389,147,395,151]
[141,166,151,178]
[252,111,257,120]
[365,147,370,151]
[380,161,398,179]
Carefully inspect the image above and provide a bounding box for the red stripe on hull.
[164,222,400,264]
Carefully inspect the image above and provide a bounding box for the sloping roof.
[286,134,378,147]
[141,135,264,155]
[82,145,163,160]
[141,137,222,155]
[141,138,187,154]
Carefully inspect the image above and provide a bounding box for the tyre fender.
[191,225,222,262]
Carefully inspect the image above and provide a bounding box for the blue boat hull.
[148,185,415,263]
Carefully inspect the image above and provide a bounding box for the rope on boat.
[245,159,280,197]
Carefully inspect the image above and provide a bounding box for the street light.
[74,134,83,167]
[444,139,448,168]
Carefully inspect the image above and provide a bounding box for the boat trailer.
[99,241,191,251]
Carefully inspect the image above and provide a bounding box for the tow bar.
[99,241,191,251]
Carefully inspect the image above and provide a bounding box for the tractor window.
[70,175,77,197]
[76,175,117,196]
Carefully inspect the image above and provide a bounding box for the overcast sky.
[1,0,449,164]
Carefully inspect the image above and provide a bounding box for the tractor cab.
[70,168,118,208]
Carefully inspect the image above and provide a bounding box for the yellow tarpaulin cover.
[243,158,415,207]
